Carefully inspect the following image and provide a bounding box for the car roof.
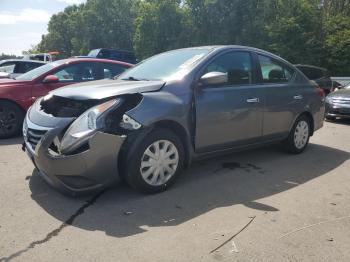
[180,45,278,53]
[90,48,135,54]
[62,57,133,67]
[294,64,328,72]
[176,45,294,66]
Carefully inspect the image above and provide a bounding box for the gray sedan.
[22,46,325,195]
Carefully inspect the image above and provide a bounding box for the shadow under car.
[29,143,349,238]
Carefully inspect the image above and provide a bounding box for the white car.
[0,59,46,79]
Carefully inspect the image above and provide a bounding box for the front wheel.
[123,128,184,194]
[0,100,24,139]
[283,115,311,154]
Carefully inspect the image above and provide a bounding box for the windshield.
[16,62,60,81]
[119,48,211,81]
[88,49,100,57]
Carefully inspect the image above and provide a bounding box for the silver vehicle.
[0,59,46,79]
[325,83,350,120]
[22,46,325,195]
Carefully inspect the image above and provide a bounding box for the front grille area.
[331,98,350,105]
[27,128,47,150]
[328,108,350,116]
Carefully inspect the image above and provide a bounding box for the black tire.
[283,115,311,154]
[326,116,336,122]
[123,128,185,194]
[0,100,24,139]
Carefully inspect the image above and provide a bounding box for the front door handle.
[293,95,303,100]
[246,98,259,103]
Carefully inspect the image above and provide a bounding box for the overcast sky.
[0,0,85,55]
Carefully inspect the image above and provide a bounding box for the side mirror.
[43,75,59,83]
[199,71,228,86]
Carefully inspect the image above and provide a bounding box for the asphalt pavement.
[0,120,350,262]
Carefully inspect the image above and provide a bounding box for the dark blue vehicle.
[86,48,137,64]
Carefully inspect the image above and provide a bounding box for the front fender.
[125,90,194,167]
[126,91,191,128]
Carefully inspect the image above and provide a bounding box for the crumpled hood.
[50,79,166,100]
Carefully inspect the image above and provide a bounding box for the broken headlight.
[120,114,142,130]
[60,99,121,153]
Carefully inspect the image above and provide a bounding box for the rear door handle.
[293,95,303,100]
[246,98,259,103]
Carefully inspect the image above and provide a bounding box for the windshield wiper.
[123,76,141,81]
[121,76,150,81]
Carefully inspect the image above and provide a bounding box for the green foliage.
[323,15,350,75]
[38,0,135,57]
[133,0,192,59]
[186,0,268,46]
[264,0,323,65]
[0,53,21,60]
[81,0,135,52]
[35,0,350,75]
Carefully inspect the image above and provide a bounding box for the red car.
[0,58,132,138]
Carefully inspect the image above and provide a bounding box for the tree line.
[0,53,21,60]
[32,0,350,75]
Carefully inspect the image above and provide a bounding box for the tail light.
[316,87,325,98]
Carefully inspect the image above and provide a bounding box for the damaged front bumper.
[23,114,126,196]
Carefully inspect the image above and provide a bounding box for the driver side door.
[194,51,264,153]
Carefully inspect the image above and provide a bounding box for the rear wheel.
[0,101,24,139]
[123,128,184,194]
[283,115,311,154]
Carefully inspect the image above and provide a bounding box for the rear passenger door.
[255,53,302,138]
[195,51,264,152]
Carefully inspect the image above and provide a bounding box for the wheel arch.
[299,111,315,136]
[0,98,26,114]
[0,98,26,138]
[118,119,193,179]
[152,119,192,168]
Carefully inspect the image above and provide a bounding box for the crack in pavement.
[0,190,106,262]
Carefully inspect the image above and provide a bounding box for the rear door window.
[257,55,294,83]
